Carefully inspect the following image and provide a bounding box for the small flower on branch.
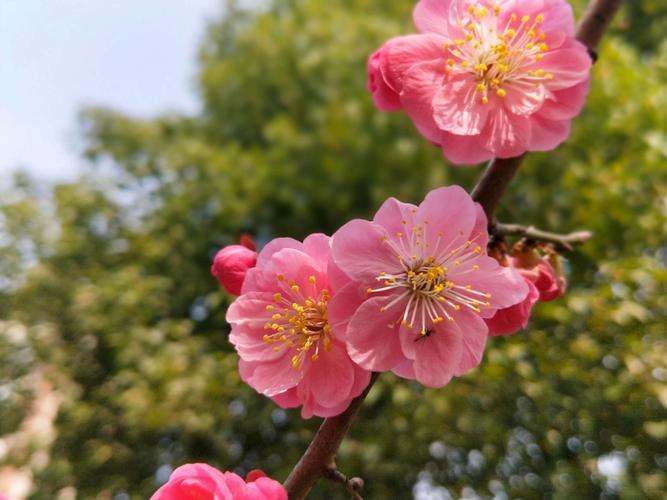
[150,463,286,500]
[225,234,371,418]
[368,0,592,165]
[329,186,528,387]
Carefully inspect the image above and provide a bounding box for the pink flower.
[486,243,566,335]
[368,0,592,165]
[212,237,258,295]
[329,186,528,387]
[226,234,371,418]
[150,463,286,500]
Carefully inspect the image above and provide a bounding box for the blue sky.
[0,0,220,180]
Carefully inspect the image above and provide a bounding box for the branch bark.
[493,223,593,252]
[283,1,622,498]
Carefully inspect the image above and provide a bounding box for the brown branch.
[471,155,524,220]
[283,2,622,498]
[493,223,593,252]
[577,0,623,53]
[323,466,365,500]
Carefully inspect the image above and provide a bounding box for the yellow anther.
[535,54,544,60]
[272,313,281,320]
[467,23,476,31]
[291,284,300,292]
[309,275,316,284]
[528,30,536,38]
[266,305,274,311]
[468,5,476,14]
[505,29,516,37]
[539,43,549,51]
[311,353,319,361]
[477,83,487,91]
[379,307,386,313]
[496,88,507,97]
[521,15,530,23]
[536,14,544,23]
[494,5,501,15]
[545,73,553,79]
[277,274,285,281]
[274,293,282,302]
[536,69,544,77]
[474,63,488,72]
[526,43,535,50]
[473,265,480,271]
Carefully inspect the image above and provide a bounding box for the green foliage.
[1,1,666,498]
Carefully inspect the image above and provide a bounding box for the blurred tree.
[1,0,666,499]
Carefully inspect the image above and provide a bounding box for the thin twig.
[324,466,365,500]
[471,155,524,220]
[282,1,623,498]
[493,223,593,252]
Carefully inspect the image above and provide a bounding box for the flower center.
[369,219,492,335]
[445,4,553,104]
[263,275,332,369]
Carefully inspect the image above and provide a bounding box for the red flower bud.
[211,244,257,295]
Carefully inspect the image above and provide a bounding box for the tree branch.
[283,1,622,498]
[493,223,593,252]
[323,466,365,500]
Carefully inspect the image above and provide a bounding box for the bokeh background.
[1,0,666,498]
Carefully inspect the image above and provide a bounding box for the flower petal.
[482,107,532,158]
[238,357,304,397]
[440,132,494,165]
[432,73,491,135]
[346,297,405,372]
[412,321,463,388]
[383,34,448,93]
[331,219,399,282]
[529,116,571,151]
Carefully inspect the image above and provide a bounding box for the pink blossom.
[368,0,592,165]
[226,234,371,418]
[486,244,566,335]
[329,186,528,387]
[150,463,286,500]
[212,237,258,295]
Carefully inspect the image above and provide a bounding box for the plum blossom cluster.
[208,0,581,424]
[212,186,570,418]
[151,464,286,500]
[368,0,592,164]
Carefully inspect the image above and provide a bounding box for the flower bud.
[211,244,257,295]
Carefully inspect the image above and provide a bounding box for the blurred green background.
[1,0,666,498]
